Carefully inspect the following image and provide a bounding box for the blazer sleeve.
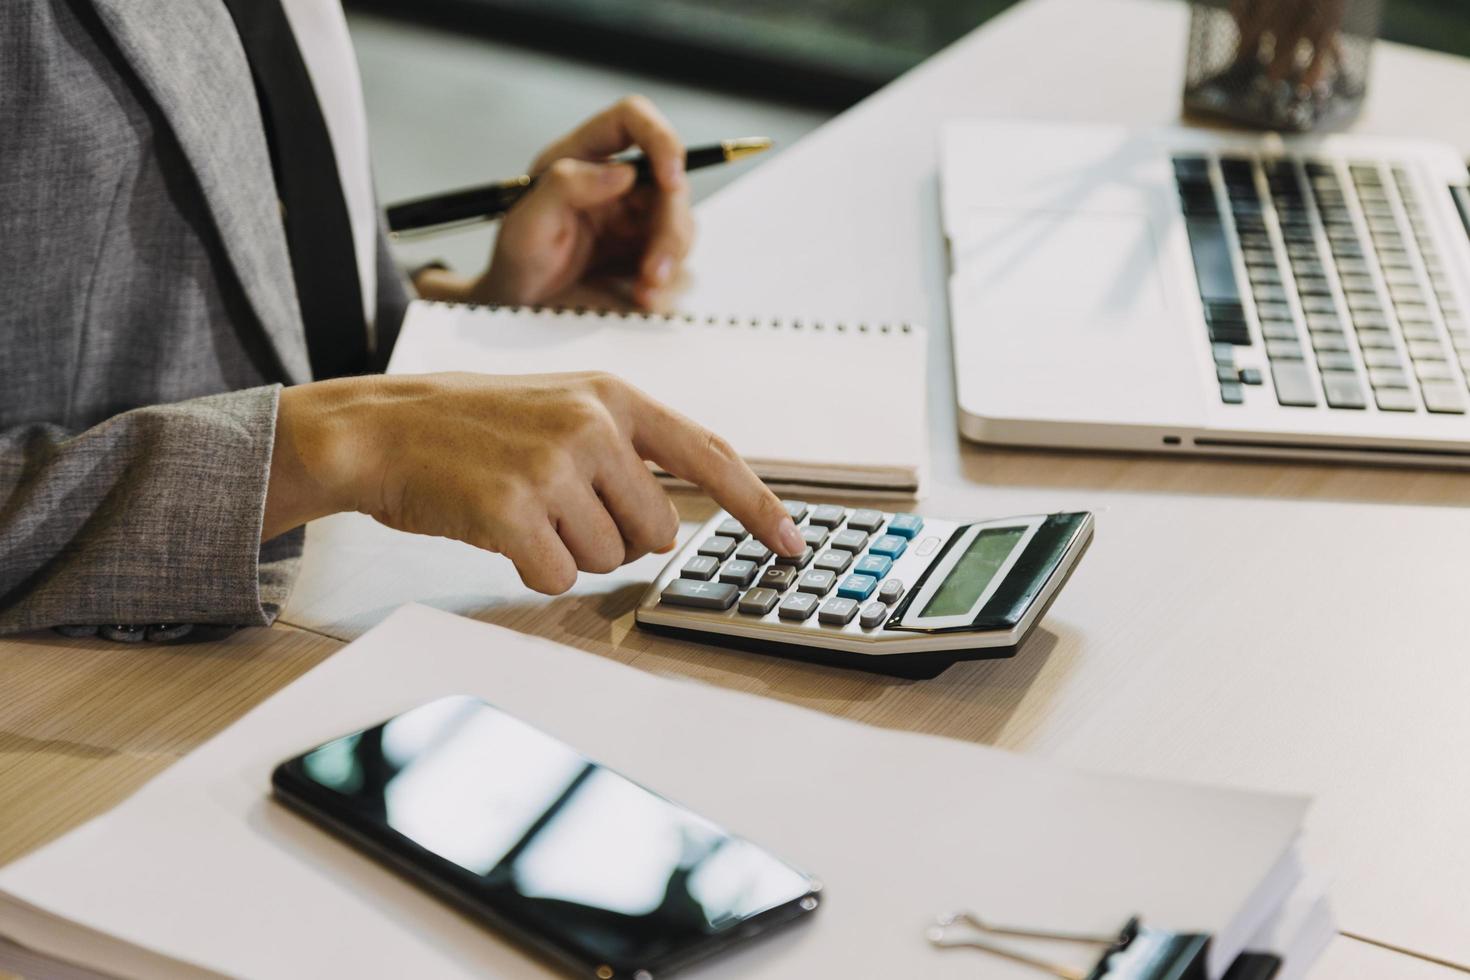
[0,384,303,638]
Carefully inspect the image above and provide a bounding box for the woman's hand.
[416,96,694,311]
[263,372,805,595]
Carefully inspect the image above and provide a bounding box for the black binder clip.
[925,911,1221,980]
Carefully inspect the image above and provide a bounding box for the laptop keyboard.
[1173,153,1470,414]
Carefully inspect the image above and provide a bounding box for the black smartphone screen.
[272,696,819,977]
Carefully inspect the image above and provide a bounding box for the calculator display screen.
[921,527,1026,618]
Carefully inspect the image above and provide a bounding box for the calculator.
[635,502,1094,678]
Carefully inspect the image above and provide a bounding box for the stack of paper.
[386,301,930,497]
[0,606,1329,978]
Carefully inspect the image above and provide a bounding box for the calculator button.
[847,509,885,532]
[719,559,759,586]
[877,579,905,605]
[680,556,719,580]
[837,573,878,601]
[735,541,772,564]
[738,587,780,615]
[782,500,810,523]
[797,569,837,596]
[814,549,853,573]
[853,554,892,579]
[859,602,889,629]
[809,504,846,527]
[915,535,940,557]
[887,514,923,539]
[778,592,819,621]
[800,525,830,549]
[829,528,868,552]
[661,579,739,610]
[697,536,737,560]
[869,534,908,559]
[758,566,798,592]
[716,518,748,541]
[818,597,860,626]
[774,546,814,569]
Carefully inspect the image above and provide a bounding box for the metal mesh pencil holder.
[1183,0,1382,132]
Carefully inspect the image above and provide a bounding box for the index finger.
[625,392,804,557]
[532,96,687,192]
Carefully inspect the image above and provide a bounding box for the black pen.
[386,137,773,238]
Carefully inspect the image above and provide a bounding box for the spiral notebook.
[386,301,929,496]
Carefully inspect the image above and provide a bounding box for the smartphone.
[271,695,821,978]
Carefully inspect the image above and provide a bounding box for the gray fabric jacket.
[0,0,410,636]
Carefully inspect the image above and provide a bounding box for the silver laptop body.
[941,120,1470,466]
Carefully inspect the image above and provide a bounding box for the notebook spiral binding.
[432,300,915,336]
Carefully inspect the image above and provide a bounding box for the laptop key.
[1317,350,1356,372]
[1272,361,1319,406]
[1220,381,1244,404]
[1374,388,1418,412]
[1422,381,1469,414]
[1321,371,1368,409]
[1363,347,1403,369]
[1356,329,1396,350]
[1415,360,1455,383]
[1310,331,1349,352]
[1266,339,1304,360]
[1368,367,1409,389]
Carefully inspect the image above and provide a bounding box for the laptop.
[940,120,1470,465]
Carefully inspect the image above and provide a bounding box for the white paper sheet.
[0,605,1309,979]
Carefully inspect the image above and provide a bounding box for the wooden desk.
[4,1,1467,977]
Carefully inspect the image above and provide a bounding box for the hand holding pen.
[400,96,770,311]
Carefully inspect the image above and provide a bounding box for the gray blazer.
[0,0,410,638]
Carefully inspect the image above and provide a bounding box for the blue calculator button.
[887,513,923,539]
[853,554,892,578]
[837,573,878,600]
[869,534,908,559]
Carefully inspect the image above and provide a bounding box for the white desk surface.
[282,0,1470,970]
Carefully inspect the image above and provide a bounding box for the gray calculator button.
[829,528,869,552]
[797,569,837,596]
[774,546,814,569]
[738,587,780,615]
[814,549,853,573]
[810,504,846,527]
[848,509,885,532]
[877,579,905,604]
[778,592,819,621]
[782,500,810,522]
[818,597,860,626]
[758,565,798,592]
[716,518,749,541]
[660,579,739,609]
[735,541,772,564]
[680,555,719,580]
[859,602,889,629]
[720,559,759,586]
[697,536,736,560]
[801,525,830,549]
